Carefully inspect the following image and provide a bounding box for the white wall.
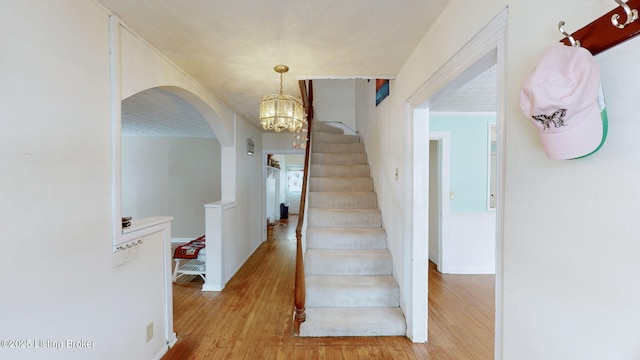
[0,1,170,359]
[262,132,294,149]
[122,136,221,238]
[285,154,305,166]
[0,1,265,359]
[203,117,263,291]
[314,79,357,131]
[360,0,640,358]
[232,117,264,270]
[503,2,640,358]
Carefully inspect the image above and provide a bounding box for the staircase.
[298,122,406,337]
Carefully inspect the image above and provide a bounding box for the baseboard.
[167,332,177,348]
[201,283,224,292]
[428,250,439,264]
[152,345,168,360]
[441,267,495,275]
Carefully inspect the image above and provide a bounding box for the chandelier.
[260,65,307,142]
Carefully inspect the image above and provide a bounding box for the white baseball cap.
[520,43,607,160]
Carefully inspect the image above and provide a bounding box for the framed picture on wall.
[375,79,389,106]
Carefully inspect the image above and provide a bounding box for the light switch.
[449,191,455,200]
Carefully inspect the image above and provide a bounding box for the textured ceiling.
[97,0,453,134]
[102,0,495,137]
[121,66,497,137]
[430,64,497,113]
[122,88,214,137]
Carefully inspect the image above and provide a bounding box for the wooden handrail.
[293,80,313,335]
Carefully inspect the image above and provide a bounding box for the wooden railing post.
[293,80,313,335]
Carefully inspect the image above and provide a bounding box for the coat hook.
[612,0,638,29]
[558,21,580,47]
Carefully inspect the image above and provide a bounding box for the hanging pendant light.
[260,65,306,134]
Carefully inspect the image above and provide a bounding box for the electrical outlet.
[146,322,154,342]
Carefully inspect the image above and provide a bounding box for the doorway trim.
[261,149,305,242]
[428,132,450,272]
[407,8,507,358]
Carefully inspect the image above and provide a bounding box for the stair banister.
[294,80,313,335]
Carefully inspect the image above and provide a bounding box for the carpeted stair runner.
[299,122,406,337]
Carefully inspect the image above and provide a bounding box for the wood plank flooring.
[163,216,494,359]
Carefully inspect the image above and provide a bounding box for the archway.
[121,87,222,242]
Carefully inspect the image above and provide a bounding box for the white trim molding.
[408,8,507,358]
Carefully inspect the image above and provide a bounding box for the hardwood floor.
[163,216,494,359]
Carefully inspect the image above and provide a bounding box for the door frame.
[261,149,305,241]
[407,8,507,358]
[428,132,450,272]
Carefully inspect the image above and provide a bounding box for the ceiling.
[122,88,214,137]
[101,0,496,137]
[430,64,497,113]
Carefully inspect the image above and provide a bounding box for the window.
[287,169,304,192]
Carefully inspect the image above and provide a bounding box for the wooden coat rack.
[559,0,640,55]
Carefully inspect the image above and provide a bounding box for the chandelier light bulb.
[260,65,307,138]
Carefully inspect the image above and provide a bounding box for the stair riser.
[309,178,373,192]
[305,252,392,275]
[308,192,377,209]
[314,123,344,134]
[306,227,387,250]
[307,227,387,250]
[313,142,364,153]
[312,153,367,165]
[310,164,370,178]
[299,308,406,337]
[313,132,361,144]
[308,209,382,228]
[306,281,400,307]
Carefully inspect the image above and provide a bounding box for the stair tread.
[308,194,377,207]
[306,248,390,255]
[306,227,387,250]
[312,150,365,155]
[306,226,386,232]
[306,275,398,287]
[310,164,370,178]
[305,249,392,275]
[309,191,375,195]
[310,176,372,180]
[306,275,400,308]
[310,207,380,212]
[299,307,406,337]
[313,132,361,144]
[313,123,344,134]
[308,208,382,228]
[311,153,367,165]
[313,140,363,148]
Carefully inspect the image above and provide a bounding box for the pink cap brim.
[538,103,603,160]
